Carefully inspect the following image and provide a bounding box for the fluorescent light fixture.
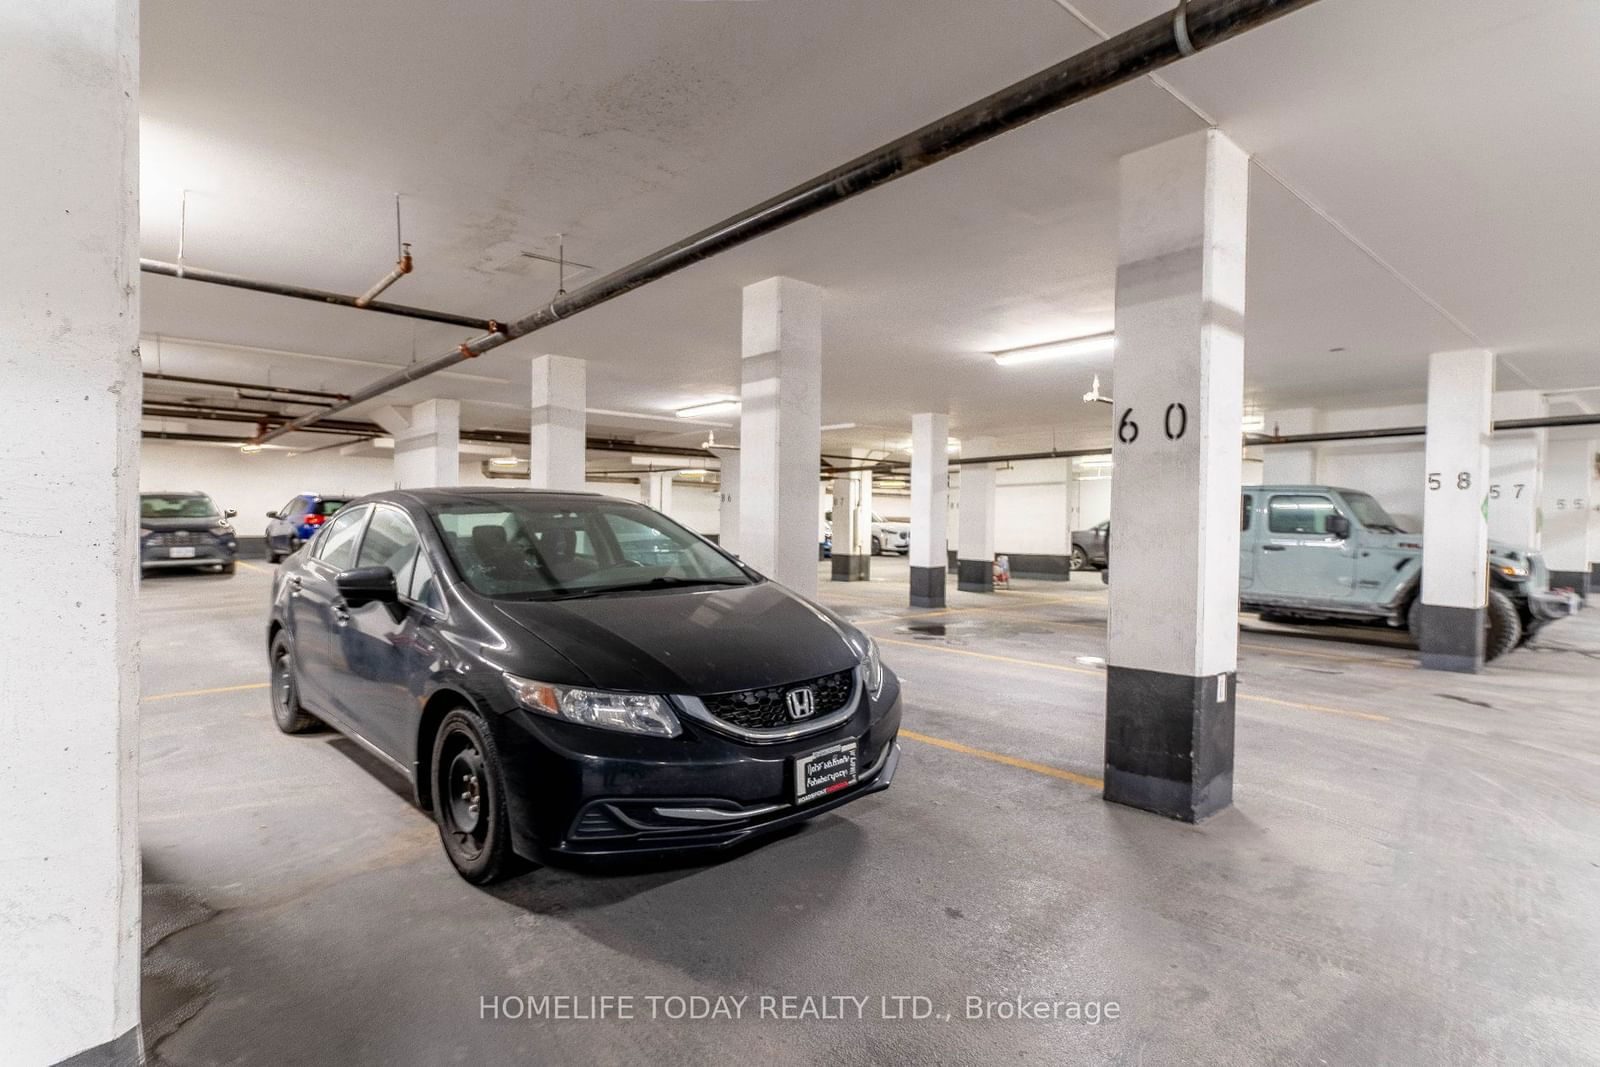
[239,443,263,455]
[1241,412,1265,434]
[679,468,709,476]
[676,398,740,419]
[992,331,1116,367]
[489,456,521,466]
[821,422,857,432]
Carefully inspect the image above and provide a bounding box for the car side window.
[1267,494,1338,536]
[313,506,368,569]
[279,496,303,519]
[408,550,441,611]
[357,507,420,573]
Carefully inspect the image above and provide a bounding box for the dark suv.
[140,492,239,574]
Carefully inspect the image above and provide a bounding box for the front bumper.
[488,675,902,860]
[140,543,236,569]
[1529,588,1581,621]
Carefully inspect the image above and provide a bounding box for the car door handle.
[333,605,350,625]
[1261,544,1287,552]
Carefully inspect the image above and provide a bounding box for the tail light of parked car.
[304,514,327,527]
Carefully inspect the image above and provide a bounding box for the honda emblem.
[785,686,817,720]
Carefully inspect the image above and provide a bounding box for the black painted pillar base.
[1418,603,1484,673]
[1104,666,1235,823]
[1550,569,1591,605]
[956,558,992,593]
[831,553,870,581]
[910,565,945,608]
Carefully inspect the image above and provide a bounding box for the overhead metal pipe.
[354,243,413,307]
[140,259,499,331]
[143,371,347,402]
[1247,411,1600,447]
[250,0,1326,446]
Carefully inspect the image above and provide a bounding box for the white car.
[823,511,910,555]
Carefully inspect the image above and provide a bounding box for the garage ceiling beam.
[1247,411,1600,446]
[249,0,1326,446]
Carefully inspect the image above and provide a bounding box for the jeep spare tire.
[1407,589,1522,662]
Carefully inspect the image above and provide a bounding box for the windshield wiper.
[547,576,748,601]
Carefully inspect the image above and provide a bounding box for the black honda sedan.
[267,488,901,883]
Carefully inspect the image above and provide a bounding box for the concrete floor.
[139,558,1600,1065]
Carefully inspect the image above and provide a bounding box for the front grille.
[146,530,213,547]
[701,669,855,731]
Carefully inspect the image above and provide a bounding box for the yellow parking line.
[877,637,1102,678]
[900,729,1103,790]
[144,682,269,702]
[1241,694,1390,723]
[236,560,267,574]
[880,637,1388,722]
[1239,639,1416,671]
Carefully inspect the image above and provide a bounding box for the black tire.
[219,560,237,575]
[269,633,320,734]
[871,535,882,556]
[1257,610,1296,625]
[431,708,516,885]
[1070,546,1090,571]
[1406,590,1522,661]
[1484,590,1522,661]
[267,546,283,563]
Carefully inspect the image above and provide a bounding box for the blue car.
[265,494,352,562]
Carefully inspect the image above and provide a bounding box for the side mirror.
[266,511,279,519]
[1327,514,1351,539]
[335,566,398,607]
[225,508,238,518]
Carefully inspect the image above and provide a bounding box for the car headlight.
[1497,563,1527,579]
[861,636,884,699]
[503,674,681,738]
[139,527,152,538]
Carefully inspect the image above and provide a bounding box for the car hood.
[489,581,864,695]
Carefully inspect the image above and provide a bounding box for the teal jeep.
[1240,485,1578,660]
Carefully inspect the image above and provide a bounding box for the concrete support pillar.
[1542,437,1595,599]
[956,437,997,592]
[1419,349,1495,672]
[390,399,460,489]
[739,276,822,597]
[909,413,950,607]
[530,354,587,491]
[831,451,872,582]
[0,1,142,1062]
[1104,129,1248,823]
[646,471,674,515]
[714,450,740,554]
[1261,407,1317,484]
[1488,390,1546,549]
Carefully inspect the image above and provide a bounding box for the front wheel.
[871,536,882,556]
[431,709,516,884]
[1070,546,1090,571]
[269,633,320,734]
[1407,590,1522,662]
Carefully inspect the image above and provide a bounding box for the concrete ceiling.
[138,0,1599,456]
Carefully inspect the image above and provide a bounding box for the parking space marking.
[144,681,270,702]
[879,637,1389,723]
[900,729,1103,789]
[877,637,1102,678]
[235,560,268,574]
[1239,638,1416,671]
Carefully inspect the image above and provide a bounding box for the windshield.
[313,499,349,516]
[141,494,220,520]
[1342,492,1406,533]
[429,495,755,600]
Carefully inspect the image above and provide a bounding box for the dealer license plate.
[795,739,858,804]
[168,546,197,558]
